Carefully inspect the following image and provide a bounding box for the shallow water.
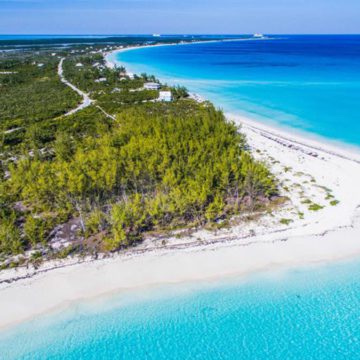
[2,259,360,359]
[114,35,360,147]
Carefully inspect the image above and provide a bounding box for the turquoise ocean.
[113,35,360,148]
[2,260,360,359]
[2,36,360,359]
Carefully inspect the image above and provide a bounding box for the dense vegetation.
[0,53,81,154]
[0,43,278,267]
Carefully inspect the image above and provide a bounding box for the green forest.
[0,44,278,267]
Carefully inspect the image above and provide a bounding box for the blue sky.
[1,0,359,34]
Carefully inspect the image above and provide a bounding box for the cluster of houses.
[73,60,172,102]
[144,82,172,102]
[117,75,173,102]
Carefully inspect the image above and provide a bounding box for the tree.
[171,85,189,100]
[54,132,75,161]
[0,211,23,255]
[24,215,46,247]
[205,194,225,222]
[110,194,149,249]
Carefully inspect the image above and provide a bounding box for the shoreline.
[229,113,360,163]
[106,40,360,156]
[104,35,275,69]
[1,43,360,332]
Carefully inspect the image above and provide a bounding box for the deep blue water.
[2,259,360,359]
[113,35,360,147]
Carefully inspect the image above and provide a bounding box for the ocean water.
[113,35,360,147]
[2,259,360,359]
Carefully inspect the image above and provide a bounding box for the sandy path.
[57,58,93,116]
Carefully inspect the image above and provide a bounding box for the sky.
[0,0,360,35]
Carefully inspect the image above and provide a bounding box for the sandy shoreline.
[104,36,274,70]
[1,45,360,332]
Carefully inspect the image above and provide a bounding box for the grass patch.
[301,199,312,204]
[308,203,324,211]
[280,218,294,226]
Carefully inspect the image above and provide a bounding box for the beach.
[1,102,360,331]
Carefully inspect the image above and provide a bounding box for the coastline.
[106,40,360,156]
[1,43,360,332]
[104,36,274,70]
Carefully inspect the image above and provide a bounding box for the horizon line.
[1,33,360,36]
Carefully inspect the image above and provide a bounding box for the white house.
[158,91,172,102]
[95,77,107,83]
[144,82,161,90]
[128,72,135,80]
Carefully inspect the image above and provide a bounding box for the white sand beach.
[1,108,360,331]
[104,37,272,70]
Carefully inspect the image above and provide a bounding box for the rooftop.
[144,82,161,90]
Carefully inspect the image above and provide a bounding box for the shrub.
[308,203,324,211]
[280,218,293,226]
